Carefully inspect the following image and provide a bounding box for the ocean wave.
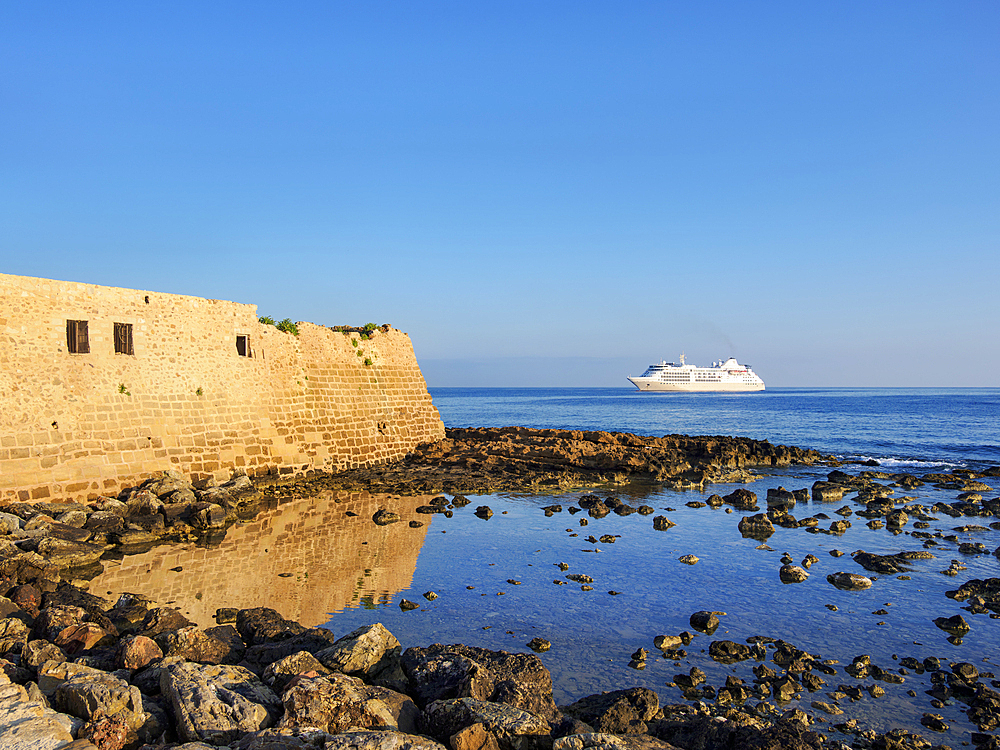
[837,454,965,469]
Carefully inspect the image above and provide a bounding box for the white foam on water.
[839,454,965,470]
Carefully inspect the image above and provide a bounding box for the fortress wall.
[0,273,444,503]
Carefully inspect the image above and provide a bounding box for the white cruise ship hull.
[628,355,765,392]
[627,377,764,392]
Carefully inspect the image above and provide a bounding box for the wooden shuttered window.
[114,322,134,355]
[66,320,90,354]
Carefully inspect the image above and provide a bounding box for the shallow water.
[93,462,1000,747]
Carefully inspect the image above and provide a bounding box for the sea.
[95,387,1000,745]
[428,387,1000,469]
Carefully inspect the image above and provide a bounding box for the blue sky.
[3,2,997,386]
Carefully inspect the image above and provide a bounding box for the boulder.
[560,688,661,734]
[279,672,419,734]
[262,650,331,692]
[423,697,549,749]
[52,670,145,731]
[22,639,66,669]
[0,672,80,750]
[115,634,163,670]
[722,489,758,511]
[826,572,873,591]
[316,622,403,687]
[237,607,308,646]
[155,625,234,664]
[708,640,752,664]
[241,729,449,750]
[779,565,809,584]
[0,617,30,653]
[811,482,847,502]
[160,660,281,744]
[401,644,559,721]
[738,514,774,540]
[36,659,105,696]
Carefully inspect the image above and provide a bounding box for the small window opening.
[236,335,251,357]
[114,322,134,355]
[66,320,90,354]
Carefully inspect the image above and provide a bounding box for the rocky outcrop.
[276,427,827,494]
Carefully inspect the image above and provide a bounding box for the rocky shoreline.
[1,427,998,750]
[265,426,830,496]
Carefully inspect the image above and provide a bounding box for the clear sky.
[3,2,997,387]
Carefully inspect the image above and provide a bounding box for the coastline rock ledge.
[290,427,828,495]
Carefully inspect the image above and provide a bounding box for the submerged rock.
[827,572,873,591]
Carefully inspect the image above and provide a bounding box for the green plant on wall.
[276,318,299,336]
[259,315,299,336]
[364,357,373,366]
[118,383,131,396]
[195,387,203,397]
[351,338,358,348]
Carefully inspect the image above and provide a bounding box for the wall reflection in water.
[88,491,433,627]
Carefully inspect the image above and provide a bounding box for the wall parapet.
[0,273,445,502]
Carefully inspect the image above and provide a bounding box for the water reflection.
[89,491,435,627]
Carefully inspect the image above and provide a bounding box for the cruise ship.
[628,353,765,392]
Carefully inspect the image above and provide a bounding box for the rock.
[236,607,307,646]
[53,622,109,654]
[33,605,87,642]
[8,584,43,617]
[0,617,30,653]
[652,516,675,531]
[452,722,503,750]
[678,555,698,565]
[653,635,682,651]
[373,510,401,526]
[316,623,401,683]
[723,489,758,511]
[708,640,752,664]
[423,696,549,748]
[52,670,145,731]
[140,607,196,639]
[242,728,449,750]
[688,611,720,635]
[933,614,970,635]
[779,565,809,583]
[560,688,662,735]
[19,538,105,570]
[852,551,914,575]
[262,651,331,692]
[400,643,559,721]
[156,625,233,664]
[115,635,162,670]
[766,487,796,511]
[279,672,420,735]
[189,502,227,529]
[738,514,774,540]
[527,638,550,653]
[160,660,281,744]
[22,640,67,669]
[80,712,137,750]
[399,600,419,611]
[475,507,494,520]
[811,481,847,502]
[0,672,79,750]
[826,572,873,591]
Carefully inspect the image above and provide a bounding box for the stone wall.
[0,273,445,503]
